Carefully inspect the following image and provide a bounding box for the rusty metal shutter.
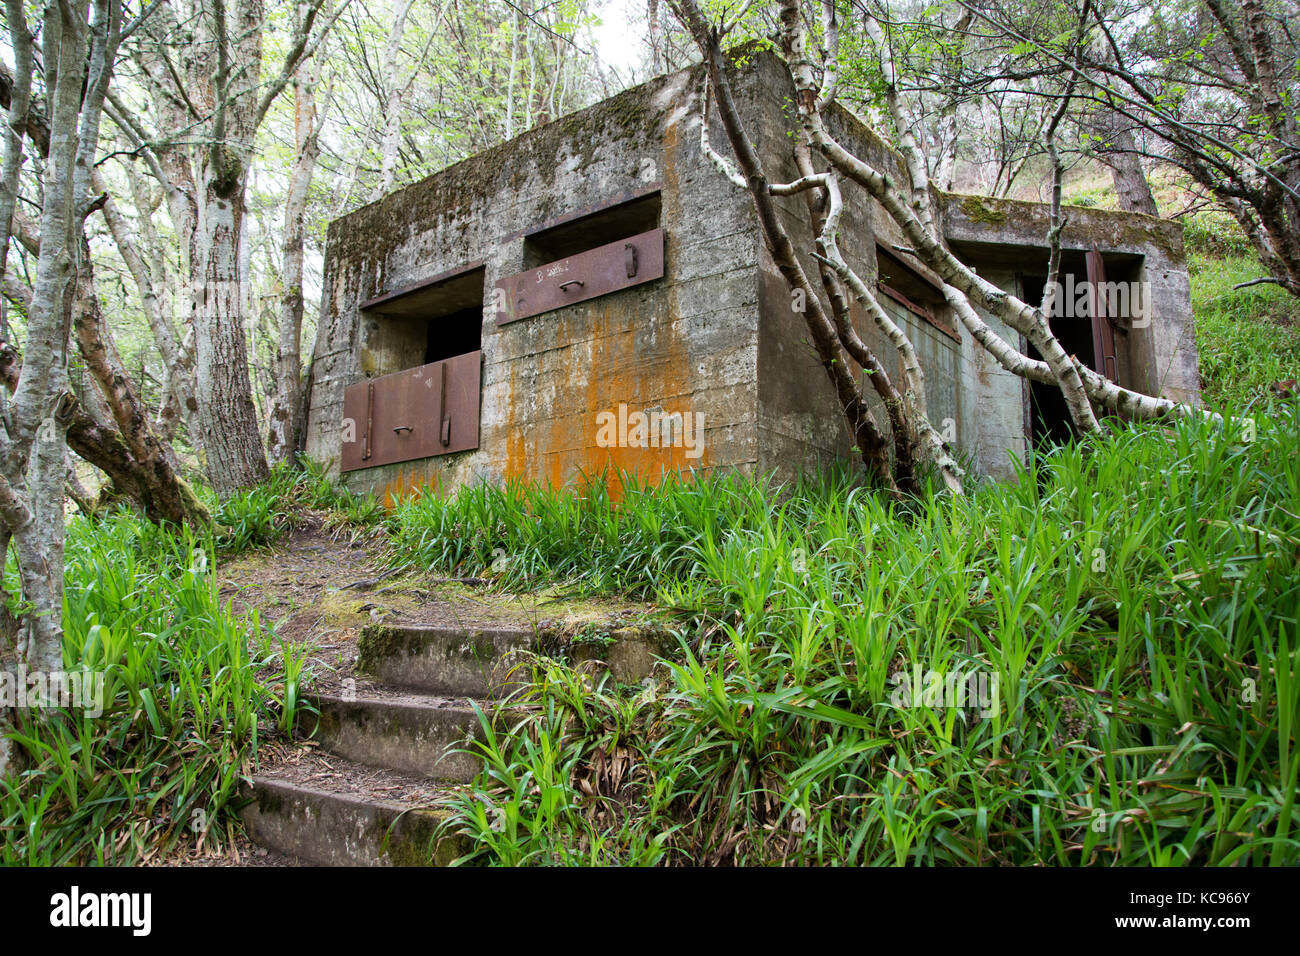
[340,350,481,472]
[1086,247,1119,383]
[494,228,664,325]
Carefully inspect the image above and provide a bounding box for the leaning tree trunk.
[667,0,1207,502]
[1102,120,1159,217]
[71,240,209,524]
[0,41,208,526]
[767,0,1194,425]
[686,32,899,491]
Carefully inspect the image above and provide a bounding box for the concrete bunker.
[306,52,1199,501]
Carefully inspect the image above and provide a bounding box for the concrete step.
[357,622,670,697]
[299,690,489,783]
[357,624,533,698]
[240,755,470,866]
[242,619,671,866]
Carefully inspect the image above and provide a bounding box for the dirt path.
[217,512,658,695]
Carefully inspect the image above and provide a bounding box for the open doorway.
[1020,271,1097,448]
[1020,248,1144,448]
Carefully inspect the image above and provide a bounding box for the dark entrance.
[1020,271,1097,448]
[425,306,483,365]
[341,265,485,472]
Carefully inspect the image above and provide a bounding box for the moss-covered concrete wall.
[307,63,763,502]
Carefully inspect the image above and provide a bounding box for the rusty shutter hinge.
[438,362,451,446]
[362,381,374,460]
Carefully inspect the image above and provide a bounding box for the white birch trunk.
[371,0,415,202]
[0,0,121,773]
[269,67,323,464]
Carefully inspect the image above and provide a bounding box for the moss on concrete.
[950,191,1184,260]
[376,808,469,867]
[357,624,410,674]
[960,195,1010,225]
[326,74,673,274]
[314,589,374,628]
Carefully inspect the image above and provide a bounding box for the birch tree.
[0,0,124,777]
[115,0,343,493]
[668,0,1206,494]
[267,58,328,463]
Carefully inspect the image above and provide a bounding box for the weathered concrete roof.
[942,192,1184,258]
[325,67,697,272]
[330,47,1181,267]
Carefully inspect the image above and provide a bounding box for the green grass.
[199,457,384,552]
[377,407,1300,865]
[1190,252,1300,409]
[1181,209,1257,260]
[0,514,304,864]
[0,455,387,864]
[7,237,1298,866]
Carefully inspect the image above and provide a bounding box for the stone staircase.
[239,622,662,866]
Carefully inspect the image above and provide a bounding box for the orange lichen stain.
[498,132,711,499]
[382,468,440,508]
[568,297,709,501]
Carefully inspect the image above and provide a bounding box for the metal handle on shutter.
[625,243,638,278]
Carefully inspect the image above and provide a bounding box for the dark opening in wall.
[361,264,485,372]
[1019,249,1143,448]
[875,247,955,338]
[424,307,482,364]
[343,264,486,472]
[523,191,661,269]
[1021,269,1097,448]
